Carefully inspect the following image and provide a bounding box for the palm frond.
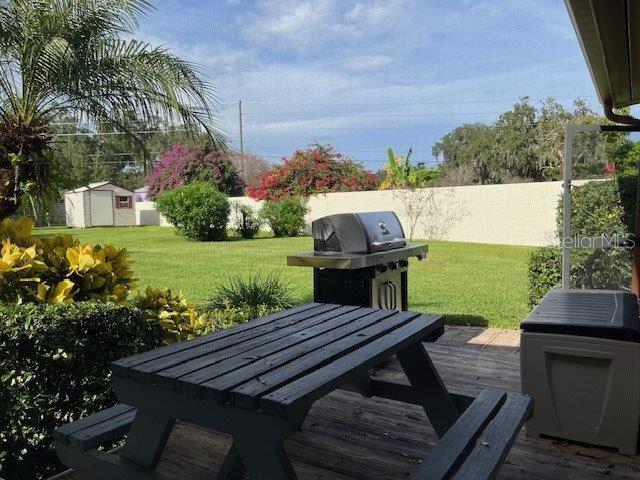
[0,0,223,145]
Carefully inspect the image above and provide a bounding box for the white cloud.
[134,0,598,164]
[342,54,393,71]
[444,2,507,28]
[241,0,360,51]
[346,0,416,27]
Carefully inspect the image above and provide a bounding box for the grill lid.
[312,211,406,254]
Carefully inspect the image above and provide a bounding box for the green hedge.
[528,246,562,307]
[260,198,309,237]
[156,181,230,241]
[528,177,635,307]
[0,302,163,480]
[528,247,631,307]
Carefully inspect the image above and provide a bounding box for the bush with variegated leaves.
[0,217,134,304]
[134,286,212,344]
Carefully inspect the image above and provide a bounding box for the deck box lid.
[522,289,640,342]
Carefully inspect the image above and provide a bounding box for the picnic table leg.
[120,410,175,469]
[397,341,460,437]
[216,443,245,480]
[233,436,297,480]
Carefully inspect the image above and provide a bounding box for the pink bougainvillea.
[147,143,245,199]
[247,144,378,201]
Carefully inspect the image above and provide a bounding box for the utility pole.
[238,99,244,157]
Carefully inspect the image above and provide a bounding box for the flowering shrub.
[147,143,245,199]
[0,217,134,304]
[247,143,378,201]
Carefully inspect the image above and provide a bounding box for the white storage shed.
[64,181,136,228]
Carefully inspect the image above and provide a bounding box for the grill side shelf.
[287,243,427,270]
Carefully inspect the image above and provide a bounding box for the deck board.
[57,327,640,480]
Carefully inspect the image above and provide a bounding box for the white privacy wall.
[134,180,596,247]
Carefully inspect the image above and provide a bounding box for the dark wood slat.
[451,393,533,480]
[408,389,506,479]
[69,409,137,451]
[177,307,382,391]
[260,315,442,417]
[196,309,401,401]
[226,311,421,408]
[111,303,324,377]
[123,304,343,383]
[55,404,135,444]
[153,305,362,389]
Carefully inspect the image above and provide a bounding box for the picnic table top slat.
[129,304,351,386]
[111,303,325,376]
[112,304,443,419]
[224,310,422,408]
[192,309,401,401]
[174,307,390,396]
[260,314,442,417]
[112,303,338,380]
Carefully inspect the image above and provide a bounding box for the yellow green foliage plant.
[134,286,212,344]
[0,217,134,304]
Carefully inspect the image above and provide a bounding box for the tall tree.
[0,0,223,217]
[433,97,630,185]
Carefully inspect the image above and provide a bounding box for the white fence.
[134,180,596,246]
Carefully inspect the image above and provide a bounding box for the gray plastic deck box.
[521,289,640,455]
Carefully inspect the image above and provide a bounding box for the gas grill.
[287,212,426,311]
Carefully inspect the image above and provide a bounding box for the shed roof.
[565,0,640,109]
[64,181,133,194]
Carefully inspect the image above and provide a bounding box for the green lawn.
[35,226,534,328]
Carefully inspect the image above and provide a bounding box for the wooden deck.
[57,326,640,480]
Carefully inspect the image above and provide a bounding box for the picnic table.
[55,303,533,480]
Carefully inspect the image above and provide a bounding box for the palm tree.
[0,0,223,217]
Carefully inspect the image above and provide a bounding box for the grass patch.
[35,226,533,329]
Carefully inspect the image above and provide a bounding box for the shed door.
[90,191,114,226]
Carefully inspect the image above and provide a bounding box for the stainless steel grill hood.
[312,212,406,254]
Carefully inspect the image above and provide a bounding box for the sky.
[136,0,601,170]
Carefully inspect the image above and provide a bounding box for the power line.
[52,128,187,137]
[219,95,599,108]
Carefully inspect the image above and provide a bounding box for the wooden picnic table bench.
[55,303,533,480]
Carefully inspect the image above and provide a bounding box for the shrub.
[528,247,562,307]
[207,273,295,319]
[247,143,378,201]
[0,217,134,304]
[528,178,634,307]
[155,182,230,241]
[555,179,628,237]
[0,302,163,479]
[260,198,308,237]
[134,286,212,344]
[232,203,262,239]
[207,304,274,331]
[147,143,245,199]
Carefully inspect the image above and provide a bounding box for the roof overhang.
[565,0,640,109]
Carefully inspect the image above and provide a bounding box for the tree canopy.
[433,98,629,185]
[0,0,223,217]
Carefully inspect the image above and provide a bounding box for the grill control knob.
[399,259,409,268]
[389,261,398,270]
[377,265,388,273]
